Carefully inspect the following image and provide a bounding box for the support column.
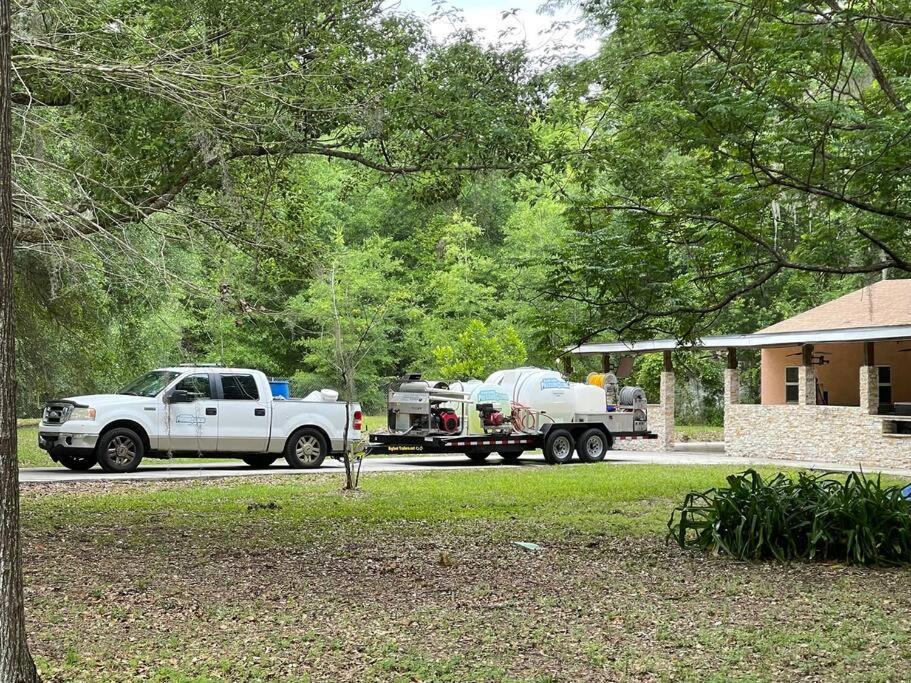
[798,344,816,406]
[660,350,675,450]
[723,347,740,406]
[860,342,877,414]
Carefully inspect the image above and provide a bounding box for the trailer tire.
[577,428,609,463]
[543,429,575,465]
[465,450,490,464]
[499,451,523,464]
[285,428,327,469]
[242,455,277,468]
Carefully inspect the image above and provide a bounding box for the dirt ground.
[20,474,911,682]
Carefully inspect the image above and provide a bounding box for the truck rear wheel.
[577,428,609,463]
[285,428,327,469]
[544,429,575,465]
[58,453,97,471]
[96,428,144,473]
[242,455,277,468]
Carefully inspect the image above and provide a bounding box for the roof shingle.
[760,279,911,333]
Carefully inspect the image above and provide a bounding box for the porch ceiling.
[566,324,911,355]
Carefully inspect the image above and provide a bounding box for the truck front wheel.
[96,428,145,473]
[285,428,327,469]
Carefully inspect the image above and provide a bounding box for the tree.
[549,0,911,342]
[432,319,527,380]
[292,233,413,488]
[0,0,39,675]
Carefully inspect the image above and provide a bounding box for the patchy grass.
[675,424,724,442]
[21,464,911,681]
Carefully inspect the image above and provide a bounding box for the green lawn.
[21,464,911,681]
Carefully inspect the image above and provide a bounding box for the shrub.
[668,469,911,565]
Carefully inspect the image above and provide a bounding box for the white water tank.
[486,367,576,424]
[572,382,607,414]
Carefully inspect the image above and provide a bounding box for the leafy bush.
[668,469,911,565]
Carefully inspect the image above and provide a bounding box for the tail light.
[353,410,363,431]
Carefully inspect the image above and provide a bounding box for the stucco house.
[566,279,911,467]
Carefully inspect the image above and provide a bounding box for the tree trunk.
[0,0,41,676]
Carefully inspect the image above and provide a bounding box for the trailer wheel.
[543,429,575,465]
[242,455,277,468]
[465,449,490,464]
[577,428,609,463]
[499,451,523,464]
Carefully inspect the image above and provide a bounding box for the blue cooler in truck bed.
[269,379,291,399]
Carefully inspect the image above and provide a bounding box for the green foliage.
[290,232,415,410]
[548,0,911,341]
[669,469,911,565]
[431,319,526,380]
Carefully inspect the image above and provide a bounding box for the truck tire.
[96,428,144,473]
[465,450,490,463]
[285,428,327,469]
[577,428,609,463]
[543,429,575,465]
[498,451,523,464]
[58,453,97,471]
[242,455,277,468]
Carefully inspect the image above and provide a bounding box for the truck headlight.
[69,407,96,421]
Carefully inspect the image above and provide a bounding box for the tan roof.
[760,279,911,333]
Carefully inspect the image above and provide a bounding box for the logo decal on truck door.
[176,414,206,425]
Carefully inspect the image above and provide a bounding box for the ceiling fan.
[786,350,832,365]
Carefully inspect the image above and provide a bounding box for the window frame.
[172,373,215,401]
[217,373,260,401]
[877,365,893,405]
[784,365,800,404]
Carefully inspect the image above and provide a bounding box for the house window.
[878,366,892,405]
[785,366,799,403]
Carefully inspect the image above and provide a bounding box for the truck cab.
[38,366,361,473]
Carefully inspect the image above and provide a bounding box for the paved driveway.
[20,446,911,484]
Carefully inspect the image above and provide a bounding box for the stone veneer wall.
[614,404,668,451]
[725,404,911,468]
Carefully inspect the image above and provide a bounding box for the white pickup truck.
[37,366,362,473]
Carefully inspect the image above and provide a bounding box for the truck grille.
[42,402,73,425]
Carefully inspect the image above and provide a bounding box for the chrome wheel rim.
[552,436,571,459]
[585,435,604,457]
[107,435,137,465]
[296,435,322,463]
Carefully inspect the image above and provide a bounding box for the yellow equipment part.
[587,372,605,387]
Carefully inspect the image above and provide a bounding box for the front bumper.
[38,431,99,461]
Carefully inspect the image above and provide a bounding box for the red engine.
[432,408,460,433]
[477,403,506,428]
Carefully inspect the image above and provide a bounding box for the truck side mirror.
[164,389,194,404]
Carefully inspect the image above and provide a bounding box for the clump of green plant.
[668,469,911,565]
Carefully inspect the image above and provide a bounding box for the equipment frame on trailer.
[365,422,658,464]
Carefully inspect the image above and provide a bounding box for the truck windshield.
[118,371,181,397]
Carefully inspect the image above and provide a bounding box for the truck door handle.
[205,407,217,416]
[254,408,266,417]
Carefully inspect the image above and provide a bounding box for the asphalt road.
[22,446,911,484]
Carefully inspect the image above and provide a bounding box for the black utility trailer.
[366,421,658,465]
